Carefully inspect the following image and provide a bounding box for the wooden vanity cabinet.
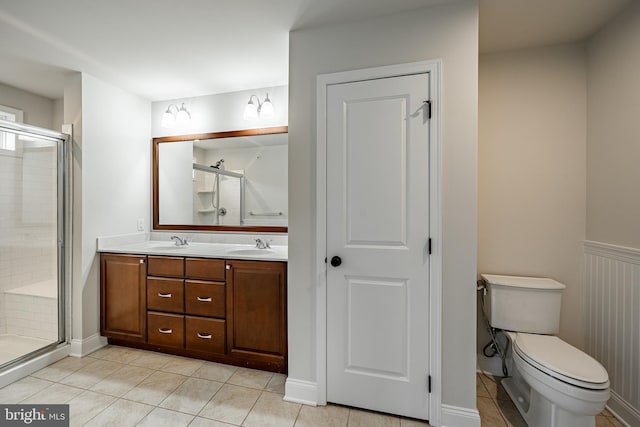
[100,253,287,373]
[100,253,147,342]
[227,260,288,369]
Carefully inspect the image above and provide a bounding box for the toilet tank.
[481,274,566,334]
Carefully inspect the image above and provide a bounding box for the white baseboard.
[0,344,70,388]
[441,404,481,427]
[476,353,505,377]
[70,333,107,357]
[608,390,640,427]
[283,378,318,406]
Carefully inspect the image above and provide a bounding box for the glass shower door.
[0,119,69,368]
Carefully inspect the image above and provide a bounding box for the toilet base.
[501,366,598,427]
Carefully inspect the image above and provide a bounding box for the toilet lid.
[513,333,609,390]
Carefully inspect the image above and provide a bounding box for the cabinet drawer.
[147,312,184,348]
[185,281,225,318]
[147,278,184,313]
[186,316,225,354]
[185,258,225,281]
[148,256,184,277]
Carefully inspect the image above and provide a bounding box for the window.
[0,105,24,152]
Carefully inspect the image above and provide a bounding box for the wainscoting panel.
[584,240,640,426]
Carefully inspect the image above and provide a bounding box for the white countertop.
[97,234,287,262]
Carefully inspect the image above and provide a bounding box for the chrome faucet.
[255,238,271,249]
[171,236,188,246]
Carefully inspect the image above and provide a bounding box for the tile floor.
[476,372,625,427]
[0,345,430,427]
[0,345,627,427]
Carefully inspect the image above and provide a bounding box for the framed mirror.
[153,126,288,233]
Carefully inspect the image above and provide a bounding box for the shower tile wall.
[0,145,57,335]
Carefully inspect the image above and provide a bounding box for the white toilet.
[481,274,610,427]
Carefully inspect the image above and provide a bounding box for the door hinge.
[428,375,432,393]
[428,238,432,255]
[423,100,432,119]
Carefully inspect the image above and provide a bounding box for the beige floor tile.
[0,376,53,403]
[159,377,223,415]
[21,382,84,404]
[128,350,175,370]
[494,399,526,427]
[265,373,287,394]
[199,383,261,425]
[189,417,238,427]
[348,409,401,427]
[477,396,507,427]
[84,398,153,427]
[479,374,511,401]
[399,419,431,426]
[194,362,238,383]
[122,370,187,405]
[91,346,143,364]
[138,407,195,427]
[243,391,301,427]
[160,355,206,376]
[90,364,154,397]
[31,356,96,382]
[596,415,615,426]
[294,404,349,427]
[67,390,116,427]
[59,359,124,389]
[227,367,273,390]
[476,373,490,398]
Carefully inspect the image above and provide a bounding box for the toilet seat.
[513,333,609,390]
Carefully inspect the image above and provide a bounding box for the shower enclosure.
[0,118,70,372]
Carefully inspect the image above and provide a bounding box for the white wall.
[587,1,640,250]
[586,3,640,424]
[289,0,478,411]
[64,72,151,341]
[151,85,288,138]
[0,82,54,128]
[478,44,587,353]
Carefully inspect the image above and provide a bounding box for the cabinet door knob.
[158,293,172,298]
[197,297,212,302]
[139,259,145,264]
[158,328,173,334]
[197,333,212,339]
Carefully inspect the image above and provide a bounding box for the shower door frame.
[0,118,72,368]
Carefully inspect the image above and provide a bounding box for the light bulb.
[260,94,274,118]
[244,100,258,120]
[161,109,175,128]
[176,103,191,126]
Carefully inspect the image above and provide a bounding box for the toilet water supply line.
[477,279,510,377]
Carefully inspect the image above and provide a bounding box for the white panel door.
[326,73,430,420]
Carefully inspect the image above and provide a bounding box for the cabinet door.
[100,253,147,342]
[226,260,287,366]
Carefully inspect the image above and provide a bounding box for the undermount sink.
[226,248,275,256]
[148,244,186,250]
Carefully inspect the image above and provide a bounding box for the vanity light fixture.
[161,103,191,128]
[243,93,274,120]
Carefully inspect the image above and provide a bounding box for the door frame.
[315,60,442,425]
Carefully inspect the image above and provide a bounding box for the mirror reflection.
[153,127,287,232]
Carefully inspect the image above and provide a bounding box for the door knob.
[330,256,342,267]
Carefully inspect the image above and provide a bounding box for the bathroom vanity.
[98,239,287,373]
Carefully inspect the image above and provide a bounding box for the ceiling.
[0,0,633,101]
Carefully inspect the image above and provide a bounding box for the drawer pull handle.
[158,293,172,298]
[197,297,212,302]
[197,333,212,339]
[158,328,173,334]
